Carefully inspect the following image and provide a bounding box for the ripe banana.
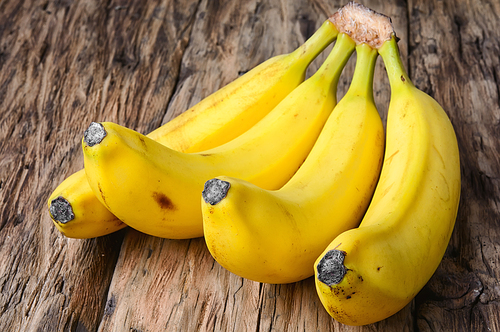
[314,27,461,326]
[47,19,339,238]
[49,171,127,239]
[201,41,384,284]
[81,33,355,240]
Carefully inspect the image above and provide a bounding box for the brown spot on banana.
[379,181,395,199]
[152,192,175,210]
[97,182,109,209]
[384,149,400,165]
[138,136,147,150]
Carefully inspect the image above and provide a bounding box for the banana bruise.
[82,34,356,239]
[314,36,461,326]
[201,42,384,284]
[47,19,338,238]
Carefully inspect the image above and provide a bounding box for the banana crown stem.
[346,43,378,100]
[313,33,355,84]
[378,37,414,91]
[329,1,394,49]
[292,20,339,63]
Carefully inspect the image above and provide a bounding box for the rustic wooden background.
[0,0,499,331]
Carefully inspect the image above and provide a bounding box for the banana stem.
[378,37,414,91]
[346,44,378,101]
[292,20,339,63]
[312,33,356,88]
[329,2,394,49]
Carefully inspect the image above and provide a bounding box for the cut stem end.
[49,196,75,224]
[317,249,347,286]
[202,179,231,205]
[84,122,106,147]
[329,1,395,49]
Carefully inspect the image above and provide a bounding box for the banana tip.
[49,196,75,224]
[84,122,106,147]
[202,178,230,205]
[316,249,346,286]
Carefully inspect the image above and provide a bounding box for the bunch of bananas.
[47,1,461,326]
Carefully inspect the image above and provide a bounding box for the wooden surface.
[0,0,499,331]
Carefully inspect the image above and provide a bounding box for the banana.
[81,33,355,240]
[201,41,384,284]
[48,171,127,239]
[47,19,339,238]
[314,21,461,326]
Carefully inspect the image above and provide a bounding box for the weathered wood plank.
[1,0,499,331]
[0,0,198,330]
[407,0,500,331]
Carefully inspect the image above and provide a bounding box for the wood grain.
[407,0,500,331]
[0,0,198,330]
[0,0,499,331]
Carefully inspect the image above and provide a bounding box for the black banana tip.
[316,249,347,286]
[49,196,75,224]
[202,178,231,205]
[84,122,106,147]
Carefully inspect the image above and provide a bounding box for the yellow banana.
[314,28,461,326]
[48,171,127,239]
[201,42,384,284]
[81,33,356,240]
[148,19,339,153]
[47,19,339,238]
